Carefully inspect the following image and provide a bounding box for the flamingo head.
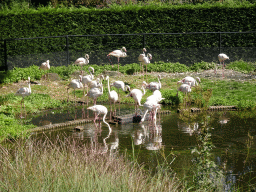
[85,54,89,59]
[196,77,201,84]
[142,81,147,87]
[87,106,97,112]
[126,85,130,92]
[143,48,146,53]
[148,53,152,60]
[89,67,94,73]
[157,74,161,79]
[106,76,109,81]
[122,47,127,52]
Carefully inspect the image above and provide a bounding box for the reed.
[0,136,182,191]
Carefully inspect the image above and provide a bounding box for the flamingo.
[87,105,111,131]
[67,75,83,102]
[74,54,89,75]
[126,85,146,116]
[217,53,229,78]
[89,75,104,88]
[110,80,127,115]
[177,83,191,107]
[140,91,164,123]
[178,76,201,87]
[138,48,147,74]
[85,84,104,105]
[107,47,127,73]
[106,76,118,118]
[141,53,152,75]
[177,83,191,96]
[82,67,94,105]
[141,100,161,123]
[39,60,50,80]
[142,75,161,91]
[15,77,31,118]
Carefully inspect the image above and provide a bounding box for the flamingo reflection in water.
[177,121,200,136]
[140,123,163,151]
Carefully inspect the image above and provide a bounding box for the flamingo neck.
[103,114,111,131]
[107,78,111,94]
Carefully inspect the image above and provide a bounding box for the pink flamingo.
[217,53,229,78]
[74,54,89,75]
[107,47,127,73]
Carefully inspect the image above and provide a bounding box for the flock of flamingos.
[15,47,229,128]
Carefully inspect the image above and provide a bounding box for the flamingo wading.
[87,105,111,131]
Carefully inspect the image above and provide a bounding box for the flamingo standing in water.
[141,53,152,75]
[126,85,146,116]
[107,47,127,73]
[87,105,111,130]
[138,48,147,74]
[39,60,50,80]
[16,77,31,118]
[217,53,229,78]
[106,76,118,118]
[74,54,89,75]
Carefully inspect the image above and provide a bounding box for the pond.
[29,104,256,190]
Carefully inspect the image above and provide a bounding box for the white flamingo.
[140,91,164,123]
[107,47,127,73]
[142,75,161,91]
[74,54,89,75]
[15,77,31,118]
[39,60,50,80]
[89,75,104,88]
[85,84,104,105]
[138,48,147,74]
[82,67,94,105]
[106,76,118,118]
[87,105,111,130]
[178,76,201,87]
[141,101,161,123]
[126,85,146,116]
[145,90,164,104]
[217,53,229,78]
[177,83,191,96]
[177,83,191,107]
[67,75,83,102]
[141,53,152,75]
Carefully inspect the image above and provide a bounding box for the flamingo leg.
[67,88,69,102]
[117,57,120,73]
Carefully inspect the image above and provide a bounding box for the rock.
[74,126,84,131]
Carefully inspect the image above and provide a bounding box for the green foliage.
[227,60,256,73]
[237,99,256,111]
[190,61,216,72]
[191,133,224,190]
[1,3,256,69]
[161,89,181,105]
[0,113,34,141]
